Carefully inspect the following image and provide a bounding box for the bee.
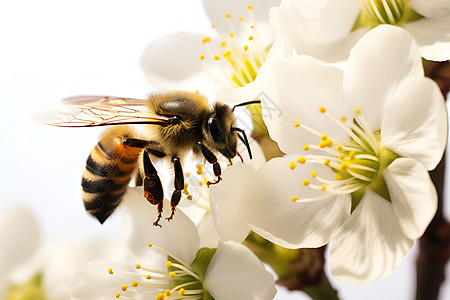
[34,91,256,227]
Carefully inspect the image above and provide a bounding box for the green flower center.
[289,106,398,212]
[6,274,47,300]
[353,0,423,29]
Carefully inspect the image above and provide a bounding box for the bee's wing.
[33,96,172,127]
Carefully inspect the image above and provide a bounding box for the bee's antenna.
[232,100,261,111]
[231,127,252,159]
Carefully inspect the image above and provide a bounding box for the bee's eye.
[208,116,225,143]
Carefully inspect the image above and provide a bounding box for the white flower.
[140,0,281,95]
[276,0,450,62]
[241,25,447,283]
[70,187,277,300]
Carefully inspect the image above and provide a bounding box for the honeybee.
[35,91,256,227]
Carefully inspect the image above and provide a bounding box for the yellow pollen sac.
[321,185,327,191]
[225,13,231,18]
[239,17,243,21]
[319,106,326,113]
[165,261,172,268]
[339,154,346,160]
[289,161,296,170]
[294,122,300,127]
[229,32,234,37]
[115,293,121,298]
[297,157,306,164]
[335,173,342,180]
[135,264,141,269]
[169,272,176,278]
[336,145,343,151]
[187,195,193,200]
[220,41,226,47]
[165,290,171,296]
[324,160,331,167]
[302,179,310,186]
[201,37,210,44]
[243,45,249,51]
[341,116,347,121]
[211,24,216,28]
[132,281,138,288]
[250,25,254,29]
[213,55,220,61]
[196,164,204,175]
[179,288,186,296]
[108,268,113,274]
[121,285,128,292]
[291,196,299,202]
[199,54,205,60]
[338,162,349,172]
[303,145,310,151]
[223,50,231,57]
[310,170,317,178]
[247,5,253,9]
[156,292,165,300]
[248,35,254,41]
[349,151,356,160]
[146,275,152,279]
[321,134,328,141]
[355,108,361,115]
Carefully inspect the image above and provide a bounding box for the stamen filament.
[170,263,201,281]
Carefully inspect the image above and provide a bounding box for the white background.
[0,0,448,299]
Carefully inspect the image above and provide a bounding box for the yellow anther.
[239,17,243,21]
[291,196,299,202]
[248,35,254,41]
[338,162,349,172]
[223,50,231,57]
[220,41,226,47]
[194,90,199,94]
[321,134,327,141]
[135,264,141,269]
[319,106,326,113]
[303,145,310,151]
[166,261,172,268]
[225,14,231,18]
[243,45,249,51]
[108,268,113,274]
[247,5,253,9]
[165,290,171,296]
[196,164,204,175]
[250,25,254,29]
[179,288,186,296]
[211,24,216,28]
[321,185,327,191]
[121,285,128,292]
[355,108,361,115]
[132,281,138,288]
[339,154,346,160]
[229,32,234,37]
[146,275,151,279]
[289,161,296,170]
[334,173,342,180]
[336,145,343,151]
[297,157,306,164]
[310,170,317,178]
[325,139,333,147]
[148,242,153,247]
[213,55,220,60]
[169,272,176,278]
[302,179,310,186]
[115,293,121,298]
[156,292,166,300]
[324,160,331,167]
[187,195,193,200]
[294,122,300,127]
[201,37,210,44]
[319,141,327,148]
[341,116,347,121]
[199,53,205,60]
[349,151,356,160]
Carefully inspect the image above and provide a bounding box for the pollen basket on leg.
[290,107,382,207]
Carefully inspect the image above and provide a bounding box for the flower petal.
[259,56,351,154]
[242,156,351,248]
[209,163,253,243]
[403,16,450,61]
[121,187,200,265]
[329,190,413,284]
[381,77,447,170]
[384,158,437,240]
[197,213,221,248]
[343,25,424,129]
[204,241,276,300]
[410,0,450,18]
[140,32,220,92]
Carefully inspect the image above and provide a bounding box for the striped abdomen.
[82,127,142,224]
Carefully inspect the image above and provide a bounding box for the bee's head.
[205,103,237,159]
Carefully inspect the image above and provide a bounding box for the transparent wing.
[33,96,171,127]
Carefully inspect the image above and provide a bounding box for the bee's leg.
[197,142,222,186]
[166,156,184,222]
[142,149,166,227]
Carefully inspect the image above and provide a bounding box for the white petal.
[204,241,276,300]
[197,213,221,248]
[403,17,450,61]
[140,32,220,92]
[259,56,351,154]
[209,163,253,243]
[410,0,450,18]
[120,187,200,265]
[0,206,41,278]
[242,156,351,248]
[329,190,413,284]
[385,158,437,240]
[344,25,424,129]
[381,77,447,170]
